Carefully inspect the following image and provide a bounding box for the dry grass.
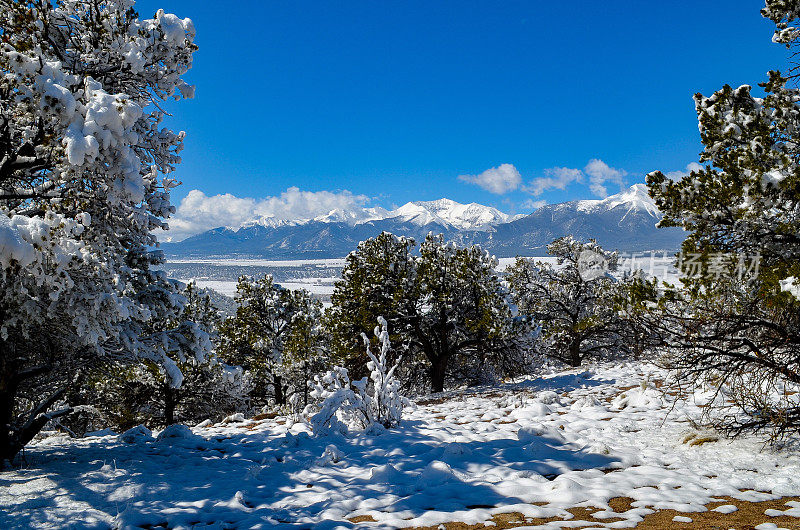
[416,396,451,406]
[682,432,720,446]
[348,515,377,523]
[350,494,800,529]
[688,436,719,447]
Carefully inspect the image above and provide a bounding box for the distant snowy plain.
[159,259,347,301]
[3,362,800,529]
[161,255,681,303]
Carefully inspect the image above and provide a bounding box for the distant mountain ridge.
[233,198,518,232]
[161,184,686,259]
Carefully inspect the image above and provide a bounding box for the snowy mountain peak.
[235,198,510,233]
[413,198,460,211]
[242,217,298,229]
[402,198,513,230]
[383,199,507,230]
[314,206,389,226]
[391,204,441,227]
[576,184,660,218]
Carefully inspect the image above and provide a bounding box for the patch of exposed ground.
[390,495,800,529]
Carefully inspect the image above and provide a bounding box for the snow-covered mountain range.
[237,198,518,232]
[161,184,685,259]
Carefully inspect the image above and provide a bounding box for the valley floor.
[2,362,800,529]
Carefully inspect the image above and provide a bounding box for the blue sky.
[135,0,788,239]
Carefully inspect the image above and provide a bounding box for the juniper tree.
[218,275,324,409]
[507,237,625,367]
[644,0,800,439]
[326,232,418,379]
[0,0,203,465]
[327,232,518,393]
[283,298,328,409]
[413,234,516,392]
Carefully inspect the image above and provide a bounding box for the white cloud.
[161,187,371,242]
[523,159,627,198]
[583,159,627,198]
[458,163,522,194]
[664,162,703,181]
[521,198,547,210]
[523,167,583,196]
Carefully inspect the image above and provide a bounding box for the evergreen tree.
[507,237,624,367]
[644,0,800,438]
[283,298,328,410]
[326,232,417,379]
[762,0,800,52]
[647,71,800,298]
[327,232,518,393]
[0,0,202,465]
[84,283,246,430]
[218,275,324,409]
[612,271,662,360]
[414,234,515,392]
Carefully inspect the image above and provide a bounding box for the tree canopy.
[0,0,201,465]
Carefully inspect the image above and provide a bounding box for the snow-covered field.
[186,278,338,299]
[3,362,800,529]
[168,259,348,268]
[495,255,680,284]
[164,256,680,303]
[158,260,346,302]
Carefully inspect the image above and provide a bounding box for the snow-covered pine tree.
[218,275,324,410]
[507,237,625,367]
[283,302,328,410]
[89,283,247,430]
[327,232,519,393]
[762,0,800,51]
[644,1,800,439]
[414,234,517,392]
[326,232,418,381]
[0,0,203,465]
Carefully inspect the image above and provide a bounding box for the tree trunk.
[163,384,176,426]
[273,375,284,405]
[0,349,18,467]
[0,383,16,467]
[302,362,309,407]
[0,345,72,467]
[430,357,447,393]
[633,329,642,360]
[0,385,70,468]
[568,339,582,367]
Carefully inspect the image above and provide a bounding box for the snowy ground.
[158,260,345,303]
[163,256,680,304]
[168,259,348,268]
[4,362,799,529]
[187,278,337,299]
